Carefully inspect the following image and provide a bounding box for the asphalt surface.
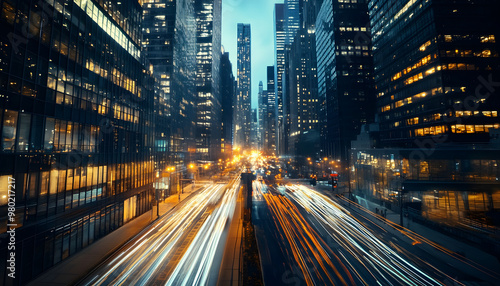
[78,176,240,286]
[252,181,500,286]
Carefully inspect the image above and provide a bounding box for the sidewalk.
[28,183,206,286]
[217,187,243,286]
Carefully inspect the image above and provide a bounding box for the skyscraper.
[315,0,375,162]
[288,28,320,157]
[251,108,258,150]
[286,0,321,157]
[266,66,277,154]
[350,0,500,233]
[258,81,266,150]
[274,4,285,155]
[0,0,155,283]
[370,0,500,147]
[194,0,222,161]
[235,23,251,148]
[143,0,197,166]
[220,49,235,158]
[284,0,300,46]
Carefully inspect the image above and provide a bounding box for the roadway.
[78,176,241,286]
[252,180,500,285]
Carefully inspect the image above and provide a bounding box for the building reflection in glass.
[0,0,155,284]
[351,148,500,230]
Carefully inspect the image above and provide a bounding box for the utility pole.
[399,173,406,226]
[400,189,404,226]
[155,188,160,218]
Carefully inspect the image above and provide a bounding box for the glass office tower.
[0,0,155,284]
[143,0,196,167]
[235,23,251,148]
[220,49,234,158]
[194,0,221,161]
[350,0,500,233]
[315,0,375,161]
[370,0,500,147]
[273,4,285,155]
[266,66,276,154]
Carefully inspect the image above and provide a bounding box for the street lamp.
[155,171,160,217]
[189,163,197,188]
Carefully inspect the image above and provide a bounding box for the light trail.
[285,184,462,286]
[166,176,241,286]
[334,193,500,283]
[252,179,486,285]
[80,182,229,286]
[253,181,355,286]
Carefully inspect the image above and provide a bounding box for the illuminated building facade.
[258,81,265,149]
[235,23,251,148]
[194,0,221,161]
[250,108,258,150]
[284,0,300,47]
[315,0,375,162]
[350,0,500,233]
[0,0,155,283]
[287,29,320,157]
[220,49,234,158]
[280,0,301,156]
[351,147,500,231]
[143,0,196,166]
[370,0,500,147]
[266,66,277,154]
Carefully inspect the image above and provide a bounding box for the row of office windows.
[0,192,151,285]
[0,160,154,206]
[0,161,154,236]
[1,110,100,153]
[0,0,144,101]
[1,109,151,153]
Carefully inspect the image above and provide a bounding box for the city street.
[1,0,500,285]
[78,176,240,286]
[252,180,500,285]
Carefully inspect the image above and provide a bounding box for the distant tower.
[236,23,252,149]
[258,81,266,150]
[267,66,277,153]
[274,4,285,155]
[220,49,235,158]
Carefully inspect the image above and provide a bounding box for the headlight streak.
[166,177,241,286]
[335,193,499,282]
[254,181,354,286]
[82,182,229,286]
[284,184,447,285]
[337,249,370,285]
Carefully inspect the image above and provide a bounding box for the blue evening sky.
[221,0,283,109]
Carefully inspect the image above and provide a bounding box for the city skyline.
[222,0,281,109]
